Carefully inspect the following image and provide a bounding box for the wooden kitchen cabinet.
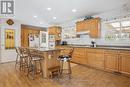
[76,21,85,32]
[48,26,62,40]
[104,50,119,72]
[87,49,104,69]
[21,29,40,47]
[119,51,130,75]
[21,25,45,47]
[72,48,87,65]
[71,47,130,77]
[89,18,101,38]
[76,18,101,38]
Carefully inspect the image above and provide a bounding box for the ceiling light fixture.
[33,15,38,18]
[53,17,57,19]
[72,9,77,12]
[47,7,52,11]
[40,22,43,24]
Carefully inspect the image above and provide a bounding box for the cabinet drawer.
[119,50,130,55]
[104,50,118,54]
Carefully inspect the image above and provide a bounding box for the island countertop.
[37,48,64,52]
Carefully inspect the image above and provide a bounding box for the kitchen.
[0,0,130,87]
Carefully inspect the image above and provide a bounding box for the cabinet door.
[21,29,29,47]
[72,48,87,65]
[76,22,85,32]
[104,52,118,72]
[87,52,104,69]
[119,53,130,75]
[48,28,55,34]
[89,18,100,38]
[95,53,104,69]
[87,52,96,67]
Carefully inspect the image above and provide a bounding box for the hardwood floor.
[0,62,130,87]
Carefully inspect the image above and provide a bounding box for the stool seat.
[58,55,71,61]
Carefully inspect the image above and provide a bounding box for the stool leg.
[15,54,19,69]
[68,60,72,79]
[60,61,64,76]
[39,60,44,78]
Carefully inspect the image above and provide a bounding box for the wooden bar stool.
[27,49,44,79]
[18,47,29,71]
[15,47,21,70]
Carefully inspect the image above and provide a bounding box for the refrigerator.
[29,34,40,48]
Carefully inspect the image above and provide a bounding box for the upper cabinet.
[76,18,101,38]
[48,26,62,40]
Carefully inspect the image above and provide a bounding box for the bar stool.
[15,47,21,70]
[58,48,74,79]
[27,49,44,79]
[18,47,29,71]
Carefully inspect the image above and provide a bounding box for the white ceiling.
[15,0,130,26]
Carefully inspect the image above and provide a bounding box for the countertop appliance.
[61,41,67,45]
[91,41,96,47]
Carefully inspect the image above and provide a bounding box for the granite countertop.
[67,45,130,51]
[37,48,64,52]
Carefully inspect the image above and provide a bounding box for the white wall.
[60,7,130,46]
[0,18,21,63]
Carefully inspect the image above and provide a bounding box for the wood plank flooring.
[0,62,130,87]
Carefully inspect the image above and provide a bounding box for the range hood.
[76,31,90,35]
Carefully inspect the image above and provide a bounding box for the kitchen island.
[37,48,63,78]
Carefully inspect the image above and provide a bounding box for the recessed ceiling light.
[40,22,43,24]
[72,9,77,12]
[53,17,57,19]
[47,7,52,11]
[33,15,38,18]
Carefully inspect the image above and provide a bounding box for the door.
[40,31,48,48]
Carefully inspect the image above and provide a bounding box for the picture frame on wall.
[5,29,15,49]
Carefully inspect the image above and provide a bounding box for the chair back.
[15,47,20,55]
[68,48,74,57]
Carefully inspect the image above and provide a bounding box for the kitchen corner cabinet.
[48,26,62,40]
[72,48,87,65]
[76,18,101,38]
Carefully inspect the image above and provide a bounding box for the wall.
[61,6,130,46]
[0,18,21,63]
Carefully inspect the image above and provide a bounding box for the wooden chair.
[15,47,21,69]
[18,47,29,71]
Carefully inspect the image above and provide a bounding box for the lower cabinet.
[67,47,130,76]
[119,51,130,75]
[72,48,87,65]
[104,50,119,72]
[87,49,104,69]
